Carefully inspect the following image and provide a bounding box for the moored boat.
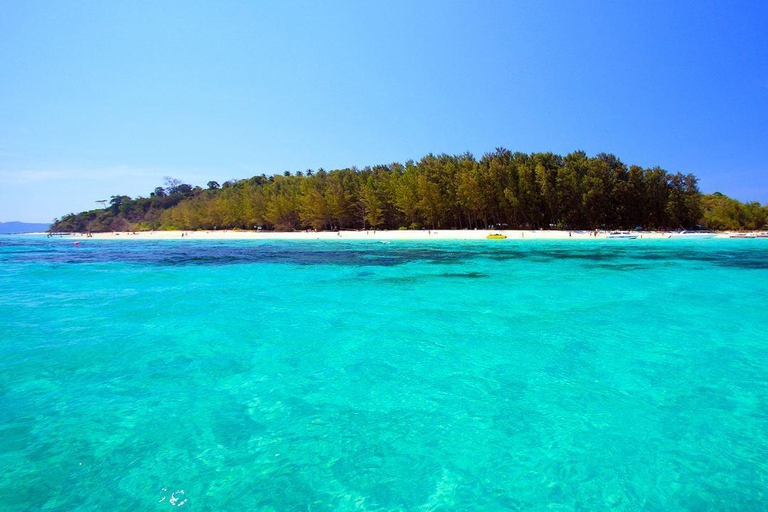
[486,233,507,239]
[669,230,717,239]
[606,231,638,239]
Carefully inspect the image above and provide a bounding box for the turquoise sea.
[1,236,768,511]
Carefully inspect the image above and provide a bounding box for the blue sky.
[1,1,766,222]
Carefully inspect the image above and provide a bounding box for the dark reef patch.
[2,238,767,272]
[439,272,489,279]
[715,259,768,270]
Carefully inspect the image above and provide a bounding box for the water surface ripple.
[1,236,768,510]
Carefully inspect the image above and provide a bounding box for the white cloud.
[0,169,68,183]
[0,165,214,185]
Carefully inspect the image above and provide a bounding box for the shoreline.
[35,229,741,240]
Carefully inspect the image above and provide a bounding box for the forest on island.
[51,150,767,232]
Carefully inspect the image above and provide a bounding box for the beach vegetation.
[50,151,766,232]
[701,193,768,231]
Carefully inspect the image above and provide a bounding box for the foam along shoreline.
[48,229,735,240]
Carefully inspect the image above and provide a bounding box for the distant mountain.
[0,221,50,234]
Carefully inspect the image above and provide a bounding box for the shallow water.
[1,236,768,510]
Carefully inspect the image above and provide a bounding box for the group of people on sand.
[48,232,94,238]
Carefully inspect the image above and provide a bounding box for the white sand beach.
[58,229,730,241]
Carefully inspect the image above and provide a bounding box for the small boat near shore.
[730,233,757,239]
[669,231,717,239]
[486,233,507,239]
[606,231,638,239]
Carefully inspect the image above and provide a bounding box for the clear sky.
[1,0,766,223]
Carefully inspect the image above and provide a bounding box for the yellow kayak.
[486,233,507,239]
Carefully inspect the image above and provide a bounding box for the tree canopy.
[50,150,767,232]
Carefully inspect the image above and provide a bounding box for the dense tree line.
[51,150,767,232]
[52,177,201,232]
[700,193,768,231]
